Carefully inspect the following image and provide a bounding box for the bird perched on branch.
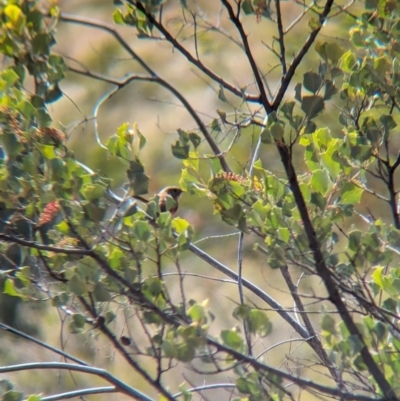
[102,186,183,240]
[132,186,183,216]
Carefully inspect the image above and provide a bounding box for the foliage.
[0,0,400,400]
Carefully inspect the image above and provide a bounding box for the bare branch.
[0,362,153,401]
[220,0,272,112]
[129,1,262,104]
[280,266,346,391]
[274,0,287,75]
[273,0,334,109]
[40,387,117,401]
[0,323,88,366]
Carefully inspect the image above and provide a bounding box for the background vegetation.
[0,0,399,400]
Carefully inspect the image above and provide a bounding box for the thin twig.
[220,0,272,112]
[60,13,231,173]
[128,2,261,104]
[275,0,287,75]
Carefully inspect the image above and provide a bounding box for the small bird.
[132,186,183,216]
[102,186,183,240]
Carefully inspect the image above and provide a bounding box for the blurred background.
[1,1,382,400]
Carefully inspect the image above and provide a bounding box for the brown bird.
[132,186,183,216]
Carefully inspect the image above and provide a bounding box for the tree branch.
[0,362,153,401]
[277,139,397,398]
[272,0,334,109]
[40,387,117,401]
[220,0,272,112]
[60,13,232,173]
[129,1,261,104]
[274,0,287,75]
[0,323,88,366]
[0,233,91,255]
[280,266,345,391]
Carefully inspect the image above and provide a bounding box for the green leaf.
[294,83,302,102]
[171,140,190,159]
[372,266,384,289]
[69,318,85,334]
[348,334,363,355]
[52,293,69,307]
[73,313,86,328]
[350,28,364,47]
[348,230,362,252]
[340,182,363,205]
[69,274,87,296]
[260,128,273,144]
[216,109,226,122]
[162,341,177,358]
[321,315,336,334]
[113,9,125,24]
[188,132,201,149]
[106,136,119,155]
[127,160,149,195]
[248,310,272,337]
[340,50,358,72]
[374,56,391,75]
[280,101,295,119]
[316,42,345,64]
[221,329,243,350]
[132,221,151,241]
[350,142,372,162]
[270,122,284,140]
[321,144,342,180]
[323,80,337,100]
[81,183,106,201]
[312,127,331,149]
[380,115,397,132]
[31,33,54,55]
[26,396,42,401]
[176,343,195,362]
[136,125,147,150]
[308,17,320,30]
[188,303,206,322]
[94,283,111,302]
[372,321,387,342]
[301,96,324,119]
[382,298,396,313]
[4,279,24,298]
[326,42,345,64]
[3,390,23,401]
[37,144,56,160]
[310,169,333,196]
[26,8,44,30]
[218,85,227,102]
[303,72,323,94]
[2,69,20,86]
[145,277,163,296]
[241,0,254,14]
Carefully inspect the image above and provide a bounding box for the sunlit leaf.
[310,169,333,195]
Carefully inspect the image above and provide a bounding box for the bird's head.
[163,186,184,200]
